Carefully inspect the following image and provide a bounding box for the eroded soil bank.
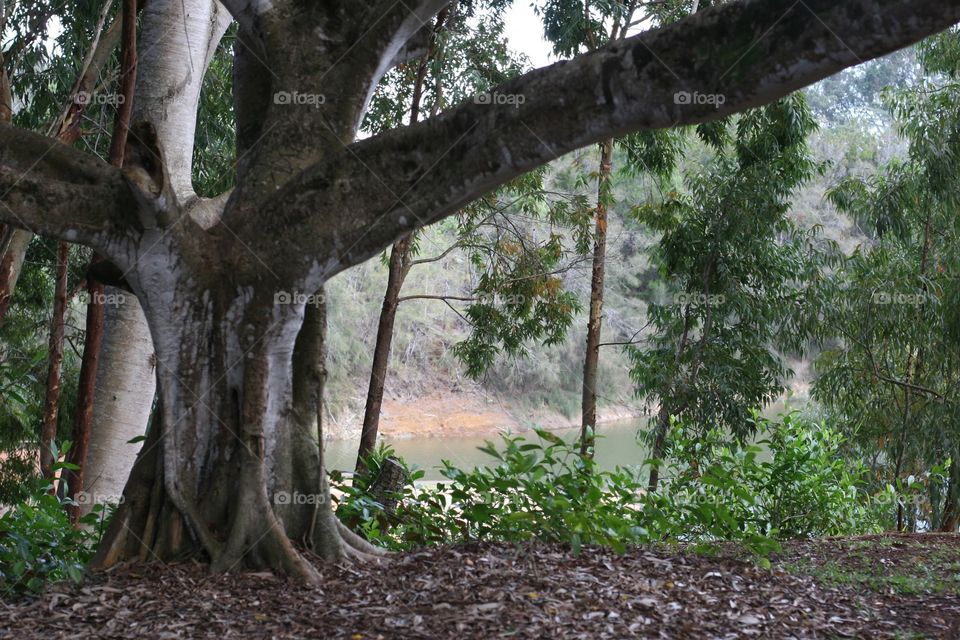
[2,534,958,638]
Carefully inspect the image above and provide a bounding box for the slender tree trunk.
[939,449,960,532]
[580,138,613,456]
[355,12,444,470]
[62,274,105,520]
[647,301,694,492]
[356,234,412,470]
[647,404,670,492]
[39,242,70,480]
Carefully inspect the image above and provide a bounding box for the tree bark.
[0,228,30,325]
[356,235,413,470]
[39,242,70,480]
[71,0,230,519]
[74,291,156,517]
[939,450,960,532]
[646,405,670,493]
[62,274,105,521]
[580,138,613,456]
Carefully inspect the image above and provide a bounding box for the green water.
[323,419,651,480]
[323,397,797,479]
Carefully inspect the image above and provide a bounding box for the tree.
[0,0,955,580]
[814,28,960,531]
[629,94,829,491]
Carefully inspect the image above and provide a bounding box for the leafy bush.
[0,444,104,598]
[330,443,425,538]
[646,412,882,556]
[335,413,883,558]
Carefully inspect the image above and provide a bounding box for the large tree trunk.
[92,277,381,579]
[580,138,613,456]
[72,0,226,517]
[91,0,381,579]
[356,235,412,470]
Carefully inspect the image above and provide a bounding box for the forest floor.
[1,533,958,639]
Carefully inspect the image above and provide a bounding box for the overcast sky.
[503,2,555,69]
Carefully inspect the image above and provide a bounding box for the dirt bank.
[327,388,642,440]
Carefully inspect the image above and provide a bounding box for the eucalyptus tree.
[814,29,960,531]
[534,0,642,455]
[535,0,706,455]
[629,94,831,491]
[0,0,955,579]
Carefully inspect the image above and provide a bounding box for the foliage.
[336,414,882,558]
[330,442,425,538]
[812,27,960,530]
[629,94,834,443]
[646,412,881,556]
[0,444,104,598]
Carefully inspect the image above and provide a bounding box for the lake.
[323,418,652,480]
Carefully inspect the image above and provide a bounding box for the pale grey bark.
[80,288,156,513]
[81,0,231,514]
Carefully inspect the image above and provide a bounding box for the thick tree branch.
[0,123,144,248]
[252,0,960,283]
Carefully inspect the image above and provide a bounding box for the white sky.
[503,2,555,69]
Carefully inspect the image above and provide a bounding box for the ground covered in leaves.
[1,533,958,638]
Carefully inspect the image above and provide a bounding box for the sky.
[502,2,555,69]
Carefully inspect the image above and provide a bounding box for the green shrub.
[646,412,882,556]
[0,444,104,598]
[336,413,883,558]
